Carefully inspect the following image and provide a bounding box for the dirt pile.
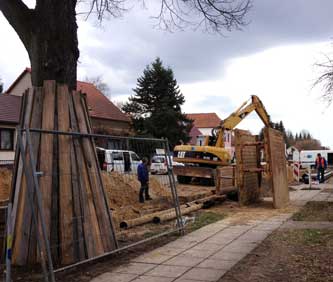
[101,171,171,208]
[0,168,12,202]
[101,172,172,227]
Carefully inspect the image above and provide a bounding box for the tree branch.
[0,0,34,48]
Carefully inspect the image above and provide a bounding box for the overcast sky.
[1,0,333,147]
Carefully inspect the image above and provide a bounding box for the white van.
[300,150,333,168]
[150,154,184,175]
[96,147,141,173]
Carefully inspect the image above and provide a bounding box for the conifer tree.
[123,58,193,147]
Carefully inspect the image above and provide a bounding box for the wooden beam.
[58,84,74,264]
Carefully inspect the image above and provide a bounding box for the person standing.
[315,153,327,183]
[137,157,152,203]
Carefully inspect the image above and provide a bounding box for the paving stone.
[174,278,211,282]
[225,225,253,232]
[150,247,185,256]
[163,254,205,267]
[182,248,217,258]
[132,275,174,282]
[146,265,190,278]
[132,253,173,264]
[181,267,227,281]
[165,240,198,249]
[90,272,137,282]
[220,242,256,254]
[239,230,270,242]
[197,258,238,270]
[113,262,156,275]
[192,242,227,251]
[210,250,247,261]
[254,223,282,231]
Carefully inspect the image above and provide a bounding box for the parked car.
[150,154,184,175]
[96,147,141,173]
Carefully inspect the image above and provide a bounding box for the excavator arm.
[222,95,271,129]
[215,95,271,147]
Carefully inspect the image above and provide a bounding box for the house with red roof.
[0,68,131,165]
[186,112,234,157]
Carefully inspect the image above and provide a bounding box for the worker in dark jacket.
[137,157,152,203]
[315,153,327,183]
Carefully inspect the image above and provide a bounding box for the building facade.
[1,68,131,165]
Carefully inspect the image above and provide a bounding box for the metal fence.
[5,128,184,282]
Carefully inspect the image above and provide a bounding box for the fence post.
[6,203,12,282]
[17,130,56,282]
[163,139,184,234]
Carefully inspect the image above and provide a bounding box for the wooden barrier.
[10,82,117,266]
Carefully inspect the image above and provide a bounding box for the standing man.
[315,153,327,183]
[137,157,152,203]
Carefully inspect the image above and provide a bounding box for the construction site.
[0,82,331,282]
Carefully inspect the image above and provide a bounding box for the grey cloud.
[77,0,333,98]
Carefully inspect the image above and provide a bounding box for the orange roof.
[6,68,129,123]
[77,81,130,122]
[186,113,221,128]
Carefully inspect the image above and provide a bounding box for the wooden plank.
[216,166,234,194]
[12,89,35,265]
[73,92,115,252]
[235,129,261,205]
[11,89,33,233]
[72,91,104,257]
[68,91,86,261]
[57,84,74,264]
[27,87,44,264]
[80,94,118,249]
[38,81,56,245]
[264,128,289,208]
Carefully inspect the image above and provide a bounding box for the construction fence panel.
[10,129,183,276]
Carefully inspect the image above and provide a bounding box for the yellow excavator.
[173,95,271,184]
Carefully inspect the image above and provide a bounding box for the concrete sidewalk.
[91,185,328,282]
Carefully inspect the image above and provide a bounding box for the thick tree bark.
[0,0,79,90]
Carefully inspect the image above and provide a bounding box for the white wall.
[7,72,32,96]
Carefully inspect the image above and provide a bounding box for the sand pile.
[101,171,140,209]
[101,171,172,227]
[0,168,12,202]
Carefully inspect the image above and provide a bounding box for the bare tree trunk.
[30,0,79,90]
[0,0,79,90]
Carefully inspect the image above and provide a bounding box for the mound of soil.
[101,172,172,228]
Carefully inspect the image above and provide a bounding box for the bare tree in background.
[314,54,333,106]
[0,0,251,90]
[0,78,3,94]
[85,75,111,98]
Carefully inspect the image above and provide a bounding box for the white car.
[96,147,141,173]
[150,155,184,175]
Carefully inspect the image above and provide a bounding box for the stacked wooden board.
[235,129,261,205]
[264,127,289,208]
[10,81,117,266]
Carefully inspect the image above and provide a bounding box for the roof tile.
[187,113,221,128]
[0,94,22,124]
[77,81,130,122]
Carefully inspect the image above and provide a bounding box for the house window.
[0,128,14,151]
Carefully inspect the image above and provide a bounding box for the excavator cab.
[173,95,271,184]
